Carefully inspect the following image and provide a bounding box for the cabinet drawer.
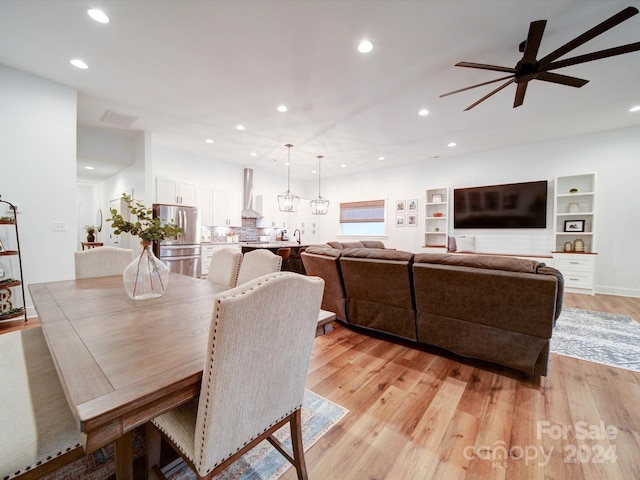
[554,256,594,272]
[563,271,594,289]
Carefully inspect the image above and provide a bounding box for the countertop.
[201,241,310,248]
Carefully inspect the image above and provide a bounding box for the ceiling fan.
[441,6,640,110]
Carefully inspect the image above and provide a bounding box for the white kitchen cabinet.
[156,177,198,205]
[197,185,213,226]
[213,188,242,226]
[200,243,242,277]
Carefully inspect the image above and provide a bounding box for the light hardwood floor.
[3,293,639,479]
[282,292,640,480]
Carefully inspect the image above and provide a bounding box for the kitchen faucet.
[293,229,301,244]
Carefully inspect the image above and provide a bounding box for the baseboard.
[595,285,640,298]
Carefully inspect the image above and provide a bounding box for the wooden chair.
[0,327,85,480]
[206,247,243,288]
[235,249,282,285]
[145,272,325,480]
[74,245,134,279]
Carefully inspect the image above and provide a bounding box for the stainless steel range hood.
[241,168,262,218]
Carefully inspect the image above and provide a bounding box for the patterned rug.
[551,308,640,372]
[41,390,346,480]
[164,390,347,480]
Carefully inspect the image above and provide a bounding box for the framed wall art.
[396,214,405,227]
[407,214,417,226]
[407,199,418,212]
[396,200,406,213]
[431,194,443,203]
[564,219,585,232]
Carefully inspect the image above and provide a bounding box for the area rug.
[41,390,347,480]
[165,390,347,480]
[551,308,640,372]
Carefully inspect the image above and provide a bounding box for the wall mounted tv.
[453,180,548,229]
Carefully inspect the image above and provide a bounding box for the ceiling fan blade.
[514,82,528,108]
[537,6,639,70]
[440,75,514,98]
[455,62,517,73]
[521,20,546,64]
[536,72,589,88]
[464,78,515,111]
[543,42,640,70]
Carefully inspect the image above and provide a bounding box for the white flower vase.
[123,241,169,300]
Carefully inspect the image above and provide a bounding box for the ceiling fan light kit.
[441,6,640,110]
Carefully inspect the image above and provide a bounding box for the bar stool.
[293,246,307,274]
[276,248,293,271]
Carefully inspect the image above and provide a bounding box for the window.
[339,199,386,235]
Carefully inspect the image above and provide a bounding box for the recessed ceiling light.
[340,164,347,168]
[448,142,457,147]
[418,109,429,116]
[84,166,94,170]
[630,106,640,112]
[235,125,245,131]
[378,156,385,161]
[205,138,214,144]
[311,170,317,174]
[87,9,109,24]
[250,152,257,157]
[357,40,373,53]
[70,59,88,69]
[277,105,288,112]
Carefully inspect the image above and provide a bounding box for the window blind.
[339,200,385,223]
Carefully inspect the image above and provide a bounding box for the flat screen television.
[454,180,548,229]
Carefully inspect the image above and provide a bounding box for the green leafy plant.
[107,194,183,243]
[84,225,96,235]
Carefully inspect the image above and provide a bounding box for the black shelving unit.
[0,196,27,322]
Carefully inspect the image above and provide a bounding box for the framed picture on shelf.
[407,214,417,226]
[407,199,418,212]
[396,214,405,227]
[431,194,443,203]
[564,219,585,232]
[396,200,406,213]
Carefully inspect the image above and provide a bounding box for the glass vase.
[123,241,169,300]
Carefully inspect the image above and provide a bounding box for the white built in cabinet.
[423,187,449,252]
[200,243,242,278]
[213,188,242,227]
[552,173,596,295]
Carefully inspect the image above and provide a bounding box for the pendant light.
[277,144,300,212]
[310,155,329,215]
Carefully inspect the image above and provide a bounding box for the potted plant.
[569,188,578,194]
[85,225,97,242]
[107,194,183,300]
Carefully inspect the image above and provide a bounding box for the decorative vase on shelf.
[123,240,169,300]
[568,202,580,213]
[86,233,95,242]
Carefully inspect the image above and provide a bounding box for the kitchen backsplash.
[201,217,275,242]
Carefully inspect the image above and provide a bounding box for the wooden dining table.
[29,273,335,480]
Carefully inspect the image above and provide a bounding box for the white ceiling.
[1,0,639,183]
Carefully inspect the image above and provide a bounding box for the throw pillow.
[447,236,457,252]
[456,235,476,253]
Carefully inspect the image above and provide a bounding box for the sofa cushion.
[455,235,476,252]
[360,240,385,249]
[304,246,342,258]
[414,252,541,273]
[341,248,413,261]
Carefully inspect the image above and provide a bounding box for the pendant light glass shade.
[310,155,329,215]
[277,144,300,212]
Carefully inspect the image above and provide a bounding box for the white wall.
[0,65,77,316]
[315,125,640,297]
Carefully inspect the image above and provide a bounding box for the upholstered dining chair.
[0,327,85,480]
[235,249,282,285]
[74,245,134,279]
[145,272,325,480]
[206,247,243,289]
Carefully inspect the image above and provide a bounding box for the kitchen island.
[240,242,312,273]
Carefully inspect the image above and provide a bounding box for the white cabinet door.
[156,177,179,204]
[213,188,242,226]
[180,181,198,206]
[197,185,213,226]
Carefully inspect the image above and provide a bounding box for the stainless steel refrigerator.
[153,203,201,277]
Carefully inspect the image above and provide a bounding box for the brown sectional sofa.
[302,245,564,376]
